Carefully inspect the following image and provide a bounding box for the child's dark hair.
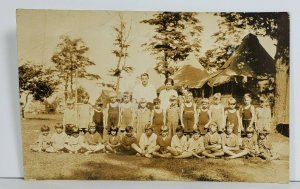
[175,125,184,133]
[108,127,119,135]
[125,126,134,133]
[41,125,50,132]
[164,78,174,86]
[153,98,161,104]
[141,73,149,78]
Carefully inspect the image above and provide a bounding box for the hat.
[259,129,270,135]
[72,127,80,134]
[160,125,169,133]
[123,91,130,97]
[213,93,221,99]
[228,97,236,104]
[54,123,63,129]
[88,122,96,128]
[209,122,218,129]
[246,127,255,133]
[144,124,153,131]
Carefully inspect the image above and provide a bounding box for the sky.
[17,10,276,103]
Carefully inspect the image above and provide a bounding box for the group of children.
[30,91,278,160]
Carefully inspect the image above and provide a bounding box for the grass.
[21,113,289,182]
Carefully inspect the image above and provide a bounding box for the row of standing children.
[62,89,272,145]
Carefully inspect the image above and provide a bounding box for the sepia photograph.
[17,10,289,182]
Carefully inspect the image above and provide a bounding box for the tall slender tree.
[110,15,133,92]
[141,12,203,78]
[51,36,101,100]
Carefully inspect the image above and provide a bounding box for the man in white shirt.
[138,124,158,158]
[132,73,157,103]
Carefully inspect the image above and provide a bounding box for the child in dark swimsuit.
[151,98,165,135]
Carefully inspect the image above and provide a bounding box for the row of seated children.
[30,121,278,160]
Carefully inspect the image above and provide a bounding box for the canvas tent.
[173,64,209,88]
[207,33,275,97]
[165,64,209,97]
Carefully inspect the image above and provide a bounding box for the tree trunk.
[164,53,169,79]
[273,13,289,127]
[70,72,73,95]
[22,93,30,118]
[64,76,69,102]
[116,55,123,93]
[273,61,289,125]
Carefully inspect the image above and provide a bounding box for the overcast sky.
[17,10,276,103]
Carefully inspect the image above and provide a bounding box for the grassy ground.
[22,113,289,182]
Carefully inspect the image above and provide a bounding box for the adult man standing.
[132,73,157,103]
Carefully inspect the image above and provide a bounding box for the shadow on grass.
[276,124,289,137]
[59,155,234,181]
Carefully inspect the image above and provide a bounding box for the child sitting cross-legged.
[30,125,52,152]
[168,126,188,157]
[82,122,105,155]
[174,129,205,159]
[202,122,224,158]
[257,130,280,160]
[221,123,248,159]
[137,124,158,158]
[119,126,142,155]
[105,126,121,154]
[239,127,259,158]
[64,127,85,154]
[152,126,172,158]
[46,123,67,153]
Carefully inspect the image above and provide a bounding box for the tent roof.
[209,33,275,87]
[173,64,209,88]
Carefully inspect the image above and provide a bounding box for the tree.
[51,36,101,101]
[217,12,289,126]
[141,12,203,78]
[199,15,246,73]
[110,15,134,92]
[19,62,59,118]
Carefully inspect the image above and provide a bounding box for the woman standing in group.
[159,78,178,112]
